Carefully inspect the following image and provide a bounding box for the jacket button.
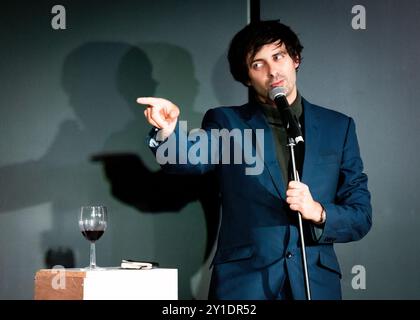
[286,252,293,259]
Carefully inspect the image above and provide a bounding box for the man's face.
[247,41,299,105]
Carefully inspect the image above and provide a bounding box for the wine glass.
[79,206,107,270]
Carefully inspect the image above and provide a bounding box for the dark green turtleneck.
[259,91,304,186]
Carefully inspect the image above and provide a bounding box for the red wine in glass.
[81,230,104,242]
[79,206,108,270]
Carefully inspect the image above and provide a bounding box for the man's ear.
[294,57,301,69]
[244,76,252,86]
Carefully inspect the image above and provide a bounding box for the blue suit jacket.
[149,98,372,300]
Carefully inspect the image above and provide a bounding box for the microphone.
[269,87,304,144]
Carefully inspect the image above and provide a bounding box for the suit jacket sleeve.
[147,108,221,175]
[315,117,372,244]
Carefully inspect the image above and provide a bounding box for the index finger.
[288,181,302,189]
[136,97,169,108]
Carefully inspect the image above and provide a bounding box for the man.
[137,20,372,300]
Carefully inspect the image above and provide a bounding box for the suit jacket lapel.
[242,103,286,199]
[301,99,320,183]
[240,99,320,199]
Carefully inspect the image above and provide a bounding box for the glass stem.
[90,242,96,269]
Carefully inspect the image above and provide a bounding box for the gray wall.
[1,0,419,299]
[0,0,246,299]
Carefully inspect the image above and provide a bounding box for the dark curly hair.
[228,20,303,86]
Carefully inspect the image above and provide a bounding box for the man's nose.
[267,62,278,78]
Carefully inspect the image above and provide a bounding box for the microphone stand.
[268,87,311,299]
[287,137,311,300]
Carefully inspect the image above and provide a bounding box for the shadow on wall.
[64,42,221,299]
[0,41,220,299]
[0,42,142,270]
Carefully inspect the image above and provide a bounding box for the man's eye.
[274,53,284,61]
[252,62,263,69]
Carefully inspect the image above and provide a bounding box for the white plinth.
[34,267,178,300]
[83,268,178,300]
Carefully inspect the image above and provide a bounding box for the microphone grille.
[269,86,287,101]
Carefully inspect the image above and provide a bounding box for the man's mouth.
[270,80,285,88]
